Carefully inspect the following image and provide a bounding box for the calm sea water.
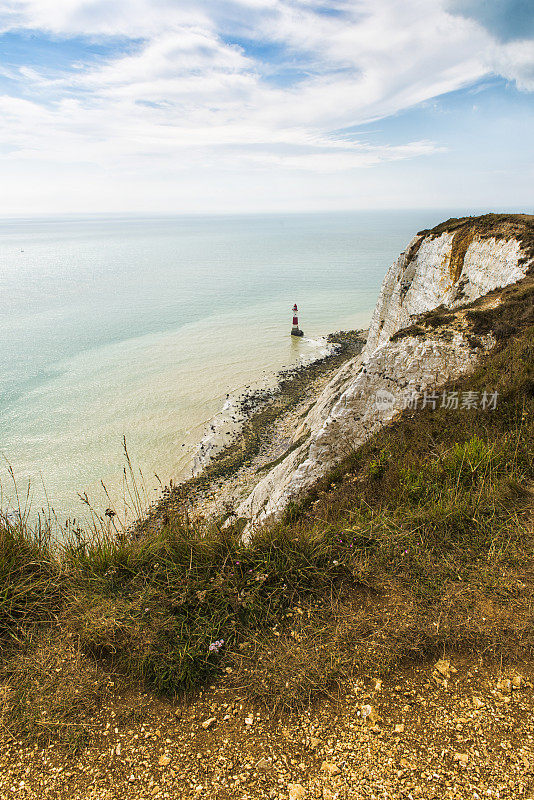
[0,210,456,523]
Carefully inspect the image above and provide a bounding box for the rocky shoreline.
[190,337,342,478]
[147,330,367,531]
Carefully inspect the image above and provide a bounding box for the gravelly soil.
[3,656,534,800]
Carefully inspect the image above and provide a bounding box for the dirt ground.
[3,655,534,800]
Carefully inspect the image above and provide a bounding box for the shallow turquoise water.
[0,210,458,523]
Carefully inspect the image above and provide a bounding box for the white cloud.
[0,0,207,38]
[492,39,534,91]
[242,140,445,171]
[0,0,532,212]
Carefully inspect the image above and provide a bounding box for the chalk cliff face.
[364,232,524,355]
[237,214,534,535]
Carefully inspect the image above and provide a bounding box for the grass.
[0,282,533,744]
[0,517,64,641]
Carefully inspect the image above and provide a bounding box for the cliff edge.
[238,214,534,534]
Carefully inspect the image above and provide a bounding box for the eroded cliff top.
[415,212,534,279]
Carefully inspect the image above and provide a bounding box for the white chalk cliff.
[237,215,533,535]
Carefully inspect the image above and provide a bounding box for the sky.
[0,0,533,215]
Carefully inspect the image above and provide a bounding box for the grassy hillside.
[1,274,533,748]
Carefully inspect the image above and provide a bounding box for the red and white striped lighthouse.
[291,303,304,336]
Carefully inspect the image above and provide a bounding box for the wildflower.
[208,639,225,654]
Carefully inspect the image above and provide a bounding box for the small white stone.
[321,761,340,775]
[453,752,469,765]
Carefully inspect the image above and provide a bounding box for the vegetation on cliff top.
[0,273,533,748]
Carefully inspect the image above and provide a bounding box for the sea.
[0,210,469,525]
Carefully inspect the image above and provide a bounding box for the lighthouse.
[291,303,304,337]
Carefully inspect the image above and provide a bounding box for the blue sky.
[0,0,532,214]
